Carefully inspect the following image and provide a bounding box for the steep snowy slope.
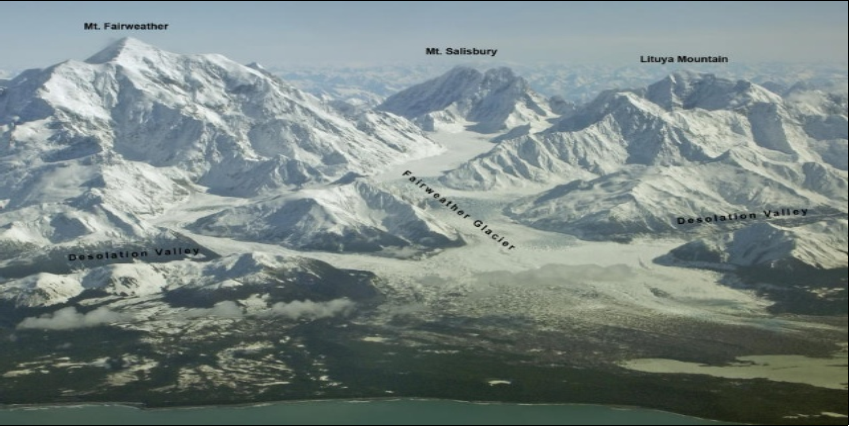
[378,66,554,134]
[189,177,463,254]
[781,83,848,170]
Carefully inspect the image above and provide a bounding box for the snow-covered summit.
[643,71,783,111]
[1,38,442,198]
[378,66,553,134]
[84,37,167,64]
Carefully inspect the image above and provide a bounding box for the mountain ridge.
[378,66,554,134]
[0,38,456,285]
[437,72,847,255]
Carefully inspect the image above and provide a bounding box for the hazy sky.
[1,1,846,69]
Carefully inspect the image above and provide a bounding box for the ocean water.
[0,399,728,425]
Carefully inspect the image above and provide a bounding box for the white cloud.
[17,307,128,330]
[267,298,355,320]
[182,299,354,321]
[16,299,354,330]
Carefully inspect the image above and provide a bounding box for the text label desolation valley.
[676,208,809,225]
[67,247,202,262]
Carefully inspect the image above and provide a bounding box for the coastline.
[0,397,733,424]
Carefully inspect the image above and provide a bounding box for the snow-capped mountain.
[660,219,848,272]
[2,251,379,308]
[189,177,463,254]
[0,38,441,197]
[443,72,847,244]
[446,71,814,188]
[0,38,447,273]
[378,66,554,134]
